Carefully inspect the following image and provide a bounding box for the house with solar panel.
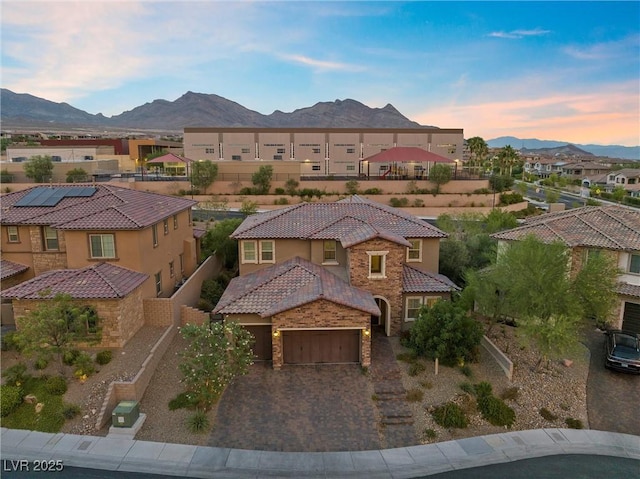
[0,184,198,347]
[212,196,459,369]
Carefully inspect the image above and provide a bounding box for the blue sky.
[2,1,639,146]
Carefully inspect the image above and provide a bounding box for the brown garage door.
[622,302,640,334]
[244,325,272,360]
[283,330,360,364]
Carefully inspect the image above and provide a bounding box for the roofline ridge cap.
[91,262,124,297]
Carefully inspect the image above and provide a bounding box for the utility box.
[111,401,140,428]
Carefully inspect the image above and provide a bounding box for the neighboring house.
[561,162,611,180]
[213,196,459,369]
[491,206,640,334]
[0,184,198,346]
[606,169,640,196]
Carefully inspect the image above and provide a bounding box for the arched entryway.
[371,296,391,336]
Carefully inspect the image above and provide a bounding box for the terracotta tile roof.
[1,262,148,300]
[146,153,193,164]
[0,184,196,230]
[193,227,206,239]
[231,196,446,243]
[213,257,380,317]
[402,264,460,293]
[0,260,29,280]
[617,282,640,299]
[364,147,454,164]
[491,206,640,250]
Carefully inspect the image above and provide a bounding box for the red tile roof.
[146,153,194,164]
[1,262,148,299]
[232,196,446,244]
[0,184,196,230]
[364,147,454,164]
[402,264,460,293]
[0,260,29,280]
[491,206,640,250]
[213,257,380,317]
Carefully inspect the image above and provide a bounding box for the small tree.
[240,199,258,216]
[179,322,254,410]
[345,180,360,195]
[571,251,620,328]
[191,160,218,194]
[15,293,99,373]
[252,165,273,194]
[284,178,299,196]
[611,186,627,203]
[544,188,560,204]
[66,168,88,183]
[200,218,243,268]
[24,155,54,183]
[409,300,483,366]
[429,164,452,194]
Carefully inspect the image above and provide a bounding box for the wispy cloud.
[489,28,551,39]
[278,54,364,72]
[563,34,640,61]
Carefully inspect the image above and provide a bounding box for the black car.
[604,330,640,374]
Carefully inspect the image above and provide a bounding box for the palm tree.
[466,137,488,176]
[498,145,519,176]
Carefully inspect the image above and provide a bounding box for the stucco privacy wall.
[95,325,176,429]
[143,255,222,327]
[271,299,371,369]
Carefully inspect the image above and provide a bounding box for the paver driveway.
[208,362,382,452]
[585,328,640,436]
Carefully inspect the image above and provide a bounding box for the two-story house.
[212,196,459,369]
[491,206,640,334]
[1,184,198,347]
[606,168,640,197]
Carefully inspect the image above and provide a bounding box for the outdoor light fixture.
[273,329,280,338]
[363,328,371,337]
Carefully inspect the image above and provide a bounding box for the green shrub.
[539,407,557,421]
[432,402,468,429]
[345,180,360,195]
[1,330,21,351]
[0,384,24,417]
[2,363,28,386]
[274,197,289,205]
[62,404,81,419]
[423,428,437,440]
[459,382,475,395]
[498,192,524,205]
[72,352,95,378]
[45,376,68,395]
[412,199,424,207]
[34,355,50,370]
[477,395,515,427]
[459,364,473,377]
[274,187,285,195]
[201,278,226,307]
[389,197,409,207]
[197,298,214,312]
[474,381,493,398]
[169,392,198,411]
[420,381,433,389]
[408,362,426,376]
[396,351,418,363]
[565,417,584,429]
[406,389,424,402]
[63,349,80,366]
[95,350,112,365]
[363,188,382,195]
[187,410,210,433]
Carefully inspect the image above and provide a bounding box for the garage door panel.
[622,302,640,334]
[283,330,359,364]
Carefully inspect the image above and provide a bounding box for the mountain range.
[1,89,638,160]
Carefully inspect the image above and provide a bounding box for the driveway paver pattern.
[207,362,381,452]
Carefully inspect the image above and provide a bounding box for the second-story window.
[163,219,169,235]
[407,239,422,262]
[43,226,59,251]
[260,240,275,263]
[367,251,388,279]
[152,224,158,247]
[89,234,116,258]
[7,225,19,243]
[630,253,640,274]
[241,241,257,264]
[323,240,337,263]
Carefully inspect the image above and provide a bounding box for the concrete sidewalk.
[2,427,639,478]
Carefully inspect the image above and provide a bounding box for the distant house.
[492,206,640,334]
[606,169,640,196]
[561,162,611,180]
[213,196,459,368]
[0,184,199,346]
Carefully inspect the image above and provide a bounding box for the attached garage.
[283,329,360,364]
[622,302,640,334]
[244,325,273,360]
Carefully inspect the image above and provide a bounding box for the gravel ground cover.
[393,321,590,445]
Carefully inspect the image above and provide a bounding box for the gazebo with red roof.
[360,146,456,179]
[146,153,194,177]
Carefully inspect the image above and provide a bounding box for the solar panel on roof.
[13,186,97,207]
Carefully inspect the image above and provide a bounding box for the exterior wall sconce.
[363,328,370,337]
[272,329,280,338]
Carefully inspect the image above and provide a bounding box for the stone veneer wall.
[181,305,209,326]
[348,238,405,336]
[271,299,371,369]
[30,226,68,275]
